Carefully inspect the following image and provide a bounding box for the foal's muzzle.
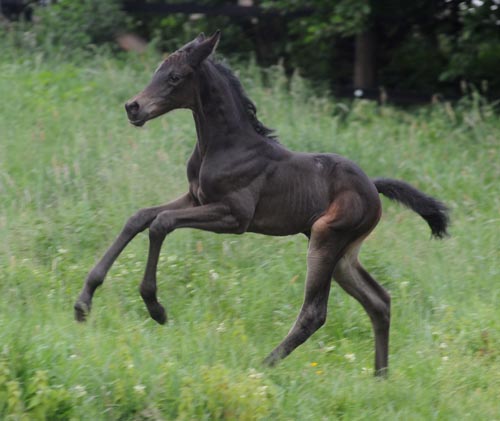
[125,100,146,126]
[125,100,139,115]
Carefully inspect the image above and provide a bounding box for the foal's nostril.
[125,101,139,115]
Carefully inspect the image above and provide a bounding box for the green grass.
[0,48,499,420]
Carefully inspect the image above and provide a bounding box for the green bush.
[0,361,73,420]
[178,365,276,420]
[40,0,130,51]
[2,0,130,56]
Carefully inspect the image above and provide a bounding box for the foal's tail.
[373,178,449,238]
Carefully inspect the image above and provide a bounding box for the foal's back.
[247,147,381,237]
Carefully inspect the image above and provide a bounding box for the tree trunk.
[354,30,376,90]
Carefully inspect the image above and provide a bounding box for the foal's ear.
[180,32,206,53]
[187,30,221,68]
[195,32,206,42]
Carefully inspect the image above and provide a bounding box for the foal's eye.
[168,74,181,84]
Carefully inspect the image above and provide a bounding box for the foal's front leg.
[74,193,194,321]
[141,203,242,323]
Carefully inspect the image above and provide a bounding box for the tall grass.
[0,47,499,419]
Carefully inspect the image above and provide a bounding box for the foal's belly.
[247,155,333,235]
[247,189,328,236]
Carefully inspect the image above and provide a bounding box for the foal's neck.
[192,62,258,155]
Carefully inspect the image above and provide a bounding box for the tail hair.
[373,178,450,238]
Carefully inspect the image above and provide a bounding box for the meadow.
[0,48,499,420]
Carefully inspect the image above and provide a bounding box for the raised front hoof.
[262,353,280,368]
[74,301,90,322]
[148,302,167,325]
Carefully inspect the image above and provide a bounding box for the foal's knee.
[123,208,153,236]
[149,214,174,240]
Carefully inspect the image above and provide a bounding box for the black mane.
[212,61,278,142]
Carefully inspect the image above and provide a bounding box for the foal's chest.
[193,153,264,204]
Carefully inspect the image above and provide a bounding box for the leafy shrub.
[40,0,130,52]
[2,0,130,56]
[178,365,276,420]
[0,361,73,420]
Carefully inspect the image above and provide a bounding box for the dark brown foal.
[74,31,448,376]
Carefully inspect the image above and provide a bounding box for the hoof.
[262,354,279,368]
[375,367,388,378]
[74,301,90,322]
[148,302,167,325]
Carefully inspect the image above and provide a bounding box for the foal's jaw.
[129,118,146,127]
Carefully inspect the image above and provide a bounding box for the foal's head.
[125,31,220,127]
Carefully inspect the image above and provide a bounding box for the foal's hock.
[75,31,449,376]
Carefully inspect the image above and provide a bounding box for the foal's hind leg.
[263,223,354,366]
[74,193,194,322]
[333,246,391,376]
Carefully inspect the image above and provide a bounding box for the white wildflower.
[344,353,356,363]
[258,385,269,396]
[133,384,146,394]
[248,368,264,379]
[354,89,363,97]
[73,385,87,398]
